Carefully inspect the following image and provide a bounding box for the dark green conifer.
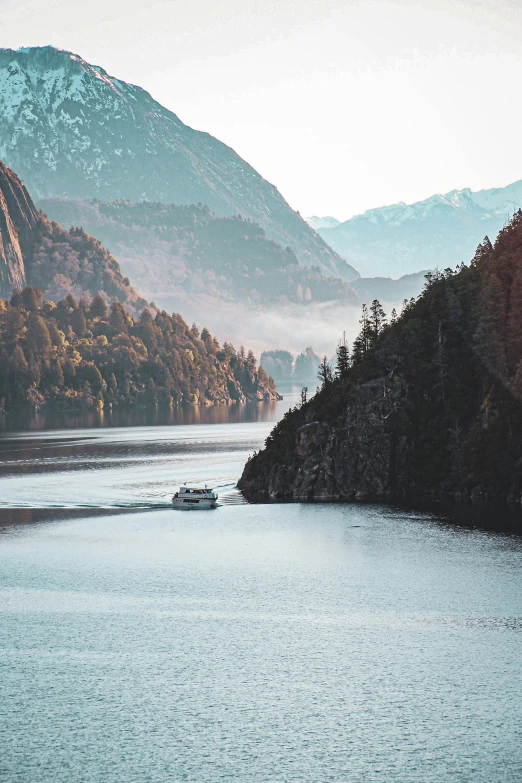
[335,332,350,377]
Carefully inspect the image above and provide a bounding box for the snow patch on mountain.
[305,215,341,230]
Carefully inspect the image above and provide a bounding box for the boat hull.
[172,499,217,510]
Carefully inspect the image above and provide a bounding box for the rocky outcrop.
[239,379,403,501]
[0,161,38,296]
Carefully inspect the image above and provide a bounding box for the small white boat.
[172,485,218,509]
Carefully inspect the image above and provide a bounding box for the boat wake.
[0,500,173,511]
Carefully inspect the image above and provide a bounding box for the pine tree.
[110,302,128,333]
[10,289,23,308]
[369,299,387,347]
[21,287,43,312]
[147,377,158,407]
[352,304,372,364]
[8,345,29,403]
[317,356,333,387]
[81,382,94,408]
[9,344,28,376]
[470,236,493,269]
[53,361,65,388]
[474,268,508,380]
[335,332,350,377]
[140,308,153,324]
[65,294,78,310]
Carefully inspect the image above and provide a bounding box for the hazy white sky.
[2,0,522,219]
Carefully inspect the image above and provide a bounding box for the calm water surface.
[1,399,521,782]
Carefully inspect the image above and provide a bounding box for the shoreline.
[238,491,522,535]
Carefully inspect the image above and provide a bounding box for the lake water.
[1,399,521,782]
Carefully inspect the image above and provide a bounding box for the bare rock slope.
[0,161,38,296]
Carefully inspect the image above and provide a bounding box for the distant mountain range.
[306,216,341,231]
[0,46,358,282]
[307,182,522,277]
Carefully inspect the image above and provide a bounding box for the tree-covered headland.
[0,288,278,412]
[240,213,522,507]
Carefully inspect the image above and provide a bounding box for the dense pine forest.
[0,288,278,412]
[240,213,522,507]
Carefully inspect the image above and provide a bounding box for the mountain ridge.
[311,181,522,277]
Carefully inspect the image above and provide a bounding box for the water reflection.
[0,397,286,433]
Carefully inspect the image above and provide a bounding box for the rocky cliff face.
[0,161,38,296]
[0,46,358,281]
[239,215,522,509]
[239,379,408,502]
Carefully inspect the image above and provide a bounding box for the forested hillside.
[240,213,522,507]
[39,199,357,308]
[30,217,147,311]
[0,160,145,310]
[0,288,278,412]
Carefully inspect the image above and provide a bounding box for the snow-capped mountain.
[305,216,340,231]
[315,183,522,277]
[0,46,358,281]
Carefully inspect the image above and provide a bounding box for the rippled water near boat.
[1,397,521,782]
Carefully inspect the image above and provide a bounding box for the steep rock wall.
[0,161,38,296]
